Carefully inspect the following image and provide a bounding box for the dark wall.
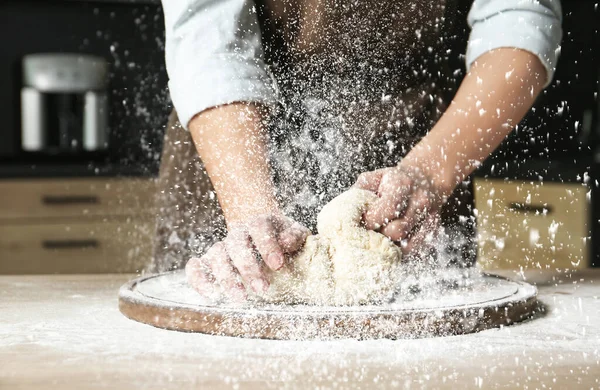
[0,0,597,178]
[0,0,170,176]
[478,1,600,179]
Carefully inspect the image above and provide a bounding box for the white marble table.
[1,271,599,389]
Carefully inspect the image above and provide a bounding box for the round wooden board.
[119,271,540,340]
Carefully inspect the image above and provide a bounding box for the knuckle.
[258,243,279,259]
[356,172,372,186]
[228,230,246,242]
[211,241,227,252]
[289,228,307,241]
[210,260,230,276]
[185,260,204,279]
[239,263,260,277]
[278,229,294,244]
[224,235,245,251]
[264,238,281,251]
[249,214,271,230]
[414,194,429,209]
[234,247,257,264]
[230,223,250,237]
[397,219,411,229]
[417,201,429,212]
[380,172,394,187]
[246,219,261,232]
[205,242,224,263]
[255,228,277,243]
[199,255,214,270]
[186,256,201,268]
[208,243,228,260]
[287,223,310,239]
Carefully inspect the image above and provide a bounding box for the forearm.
[402,48,547,195]
[189,103,278,225]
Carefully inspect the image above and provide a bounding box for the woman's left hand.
[354,164,450,256]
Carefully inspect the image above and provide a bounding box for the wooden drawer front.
[0,218,154,274]
[474,179,589,271]
[0,178,156,220]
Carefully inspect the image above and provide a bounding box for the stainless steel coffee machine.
[21,53,109,153]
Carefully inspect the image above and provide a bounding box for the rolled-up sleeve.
[466,0,563,87]
[162,0,278,129]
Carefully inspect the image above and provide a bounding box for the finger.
[225,228,269,293]
[380,218,412,242]
[185,256,217,298]
[363,172,411,230]
[354,169,386,192]
[279,221,311,253]
[381,189,430,240]
[204,242,247,301]
[404,214,441,256]
[248,215,285,271]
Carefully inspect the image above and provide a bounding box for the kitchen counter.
[1,271,599,389]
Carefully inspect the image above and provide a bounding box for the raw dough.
[256,188,403,305]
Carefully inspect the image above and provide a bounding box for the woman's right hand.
[186,103,310,301]
[185,213,310,302]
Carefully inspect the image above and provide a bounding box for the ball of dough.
[256,188,403,305]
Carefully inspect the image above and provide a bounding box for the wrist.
[397,149,458,198]
[218,188,280,226]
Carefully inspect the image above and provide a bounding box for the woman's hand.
[355,164,449,256]
[186,103,311,301]
[356,48,548,256]
[185,213,310,301]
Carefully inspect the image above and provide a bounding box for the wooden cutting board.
[118,271,540,340]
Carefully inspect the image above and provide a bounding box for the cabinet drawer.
[0,217,155,274]
[0,178,156,220]
[474,179,589,271]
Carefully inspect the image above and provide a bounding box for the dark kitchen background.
[0,0,598,273]
[0,0,169,177]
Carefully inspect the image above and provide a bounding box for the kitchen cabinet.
[474,178,590,272]
[0,178,156,274]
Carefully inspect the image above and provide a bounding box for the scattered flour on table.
[2,275,600,389]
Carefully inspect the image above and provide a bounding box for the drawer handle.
[508,202,553,215]
[42,195,99,205]
[42,239,99,249]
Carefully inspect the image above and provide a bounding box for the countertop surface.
[1,270,600,389]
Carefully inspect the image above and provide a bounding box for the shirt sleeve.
[466,0,563,87]
[162,0,278,129]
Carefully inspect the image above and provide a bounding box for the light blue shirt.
[163,0,563,129]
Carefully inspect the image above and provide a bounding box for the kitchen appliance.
[21,53,109,153]
[0,1,168,176]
